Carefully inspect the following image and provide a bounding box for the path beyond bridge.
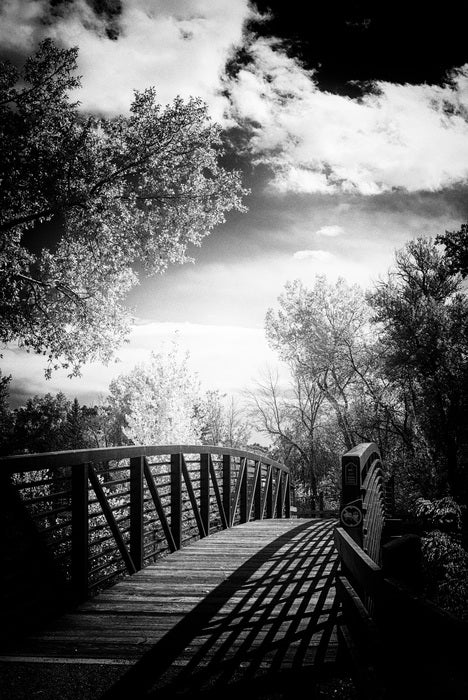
[0,518,339,699]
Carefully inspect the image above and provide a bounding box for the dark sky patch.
[249,1,468,95]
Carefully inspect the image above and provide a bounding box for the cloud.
[5,3,468,193]
[227,37,468,194]
[316,225,344,237]
[293,250,334,261]
[3,321,282,407]
[0,0,254,120]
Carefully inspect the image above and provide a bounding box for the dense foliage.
[415,497,468,620]
[108,346,203,445]
[369,239,468,503]
[0,349,251,456]
[0,40,247,377]
[259,237,468,511]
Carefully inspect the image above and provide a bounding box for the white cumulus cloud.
[3,4,468,193]
[293,250,334,261]
[227,37,468,194]
[316,225,345,237]
[0,0,255,120]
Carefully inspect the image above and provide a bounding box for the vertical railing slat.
[130,456,144,571]
[231,457,246,526]
[239,458,249,523]
[254,462,262,520]
[277,471,284,519]
[200,453,210,536]
[247,460,261,521]
[72,463,89,600]
[272,468,281,518]
[265,466,274,519]
[171,453,183,550]
[223,454,232,527]
[284,473,291,518]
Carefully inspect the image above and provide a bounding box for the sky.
[2,0,468,407]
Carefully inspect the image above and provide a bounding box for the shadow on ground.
[102,520,348,699]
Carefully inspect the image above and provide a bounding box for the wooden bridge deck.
[0,518,340,699]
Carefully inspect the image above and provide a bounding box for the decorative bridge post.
[340,442,385,560]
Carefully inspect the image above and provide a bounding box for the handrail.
[1,445,292,621]
[0,444,288,473]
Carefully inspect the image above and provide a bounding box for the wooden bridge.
[1,444,467,699]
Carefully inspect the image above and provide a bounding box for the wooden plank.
[71,463,89,600]
[88,465,136,575]
[129,456,144,571]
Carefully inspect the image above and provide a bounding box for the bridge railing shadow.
[102,519,339,700]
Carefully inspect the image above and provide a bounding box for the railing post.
[240,459,248,523]
[171,453,183,550]
[200,453,210,537]
[223,454,232,527]
[277,472,284,519]
[72,463,89,601]
[254,462,262,520]
[266,468,273,519]
[285,474,291,518]
[130,456,144,571]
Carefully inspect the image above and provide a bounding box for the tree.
[12,392,71,453]
[265,276,371,450]
[1,39,248,377]
[248,368,323,497]
[368,238,468,502]
[0,371,14,455]
[108,345,202,445]
[198,390,251,448]
[436,223,468,277]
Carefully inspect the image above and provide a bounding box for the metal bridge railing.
[1,445,291,610]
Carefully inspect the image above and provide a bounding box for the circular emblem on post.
[340,504,363,528]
